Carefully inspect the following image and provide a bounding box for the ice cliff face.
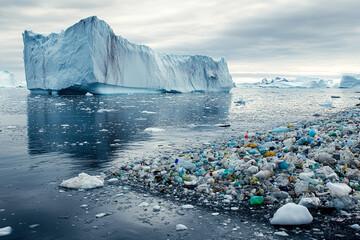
[339,75,360,88]
[23,16,233,95]
[0,70,18,88]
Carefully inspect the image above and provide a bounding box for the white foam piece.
[60,173,104,189]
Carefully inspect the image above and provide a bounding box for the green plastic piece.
[250,196,264,205]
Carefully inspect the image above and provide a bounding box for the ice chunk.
[144,128,165,133]
[176,224,188,231]
[326,182,352,198]
[95,213,110,218]
[60,173,104,189]
[251,76,335,88]
[339,75,360,88]
[0,71,21,88]
[181,204,194,209]
[274,231,289,237]
[23,16,234,95]
[0,226,12,236]
[319,101,333,107]
[153,205,161,212]
[270,203,313,225]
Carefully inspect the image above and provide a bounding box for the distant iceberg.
[23,16,234,95]
[0,70,19,88]
[243,76,335,88]
[339,75,360,88]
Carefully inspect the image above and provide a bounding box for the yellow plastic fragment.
[246,143,258,148]
[264,151,276,157]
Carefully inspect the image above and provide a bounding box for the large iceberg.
[0,70,18,88]
[23,16,233,95]
[339,75,360,88]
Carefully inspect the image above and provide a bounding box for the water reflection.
[27,93,232,166]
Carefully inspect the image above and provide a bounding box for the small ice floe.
[98,109,116,113]
[80,204,88,208]
[144,128,165,132]
[99,129,109,132]
[95,213,110,218]
[176,224,188,231]
[0,209,5,212]
[0,226,12,236]
[274,231,289,237]
[141,110,156,114]
[60,124,69,127]
[60,173,104,189]
[231,207,239,211]
[181,204,194,209]
[29,224,40,228]
[55,103,66,106]
[138,202,149,207]
[153,205,161,212]
[270,203,313,225]
[107,178,119,184]
[211,212,219,216]
[318,101,333,107]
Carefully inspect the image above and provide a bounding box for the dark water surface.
[0,88,359,239]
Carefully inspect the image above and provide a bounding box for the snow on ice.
[60,172,104,189]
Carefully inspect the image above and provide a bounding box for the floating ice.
[0,226,12,236]
[144,128,165,132]
[23,16,233,95]
[270,203,313,225]
[95,213,110,218]
[0,70,19,88]
[319,101,333,107]
[181,204,194,209]
[250,76,335,88]
[176,224,188,231]
[153,205,161,212]
[274,231,289,237]
[138,202,149,207]
[60,173,104,189]
[339,75,360,88]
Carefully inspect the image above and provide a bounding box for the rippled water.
[0,87,359,239]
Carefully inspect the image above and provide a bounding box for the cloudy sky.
[1,0,359,82]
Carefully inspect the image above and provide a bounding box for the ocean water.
[0,87,359,239]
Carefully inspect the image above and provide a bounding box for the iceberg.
[339,75,360,88]
[0,70,18,88]
[23,16,234,95]
[249,76,335,88]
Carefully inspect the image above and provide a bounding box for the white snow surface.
[339,75,360,88]
[0,226,12,236]
[60,172,104,189]
[270,203,313,225]
[0,71,18,88]
[23,16,233,94]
